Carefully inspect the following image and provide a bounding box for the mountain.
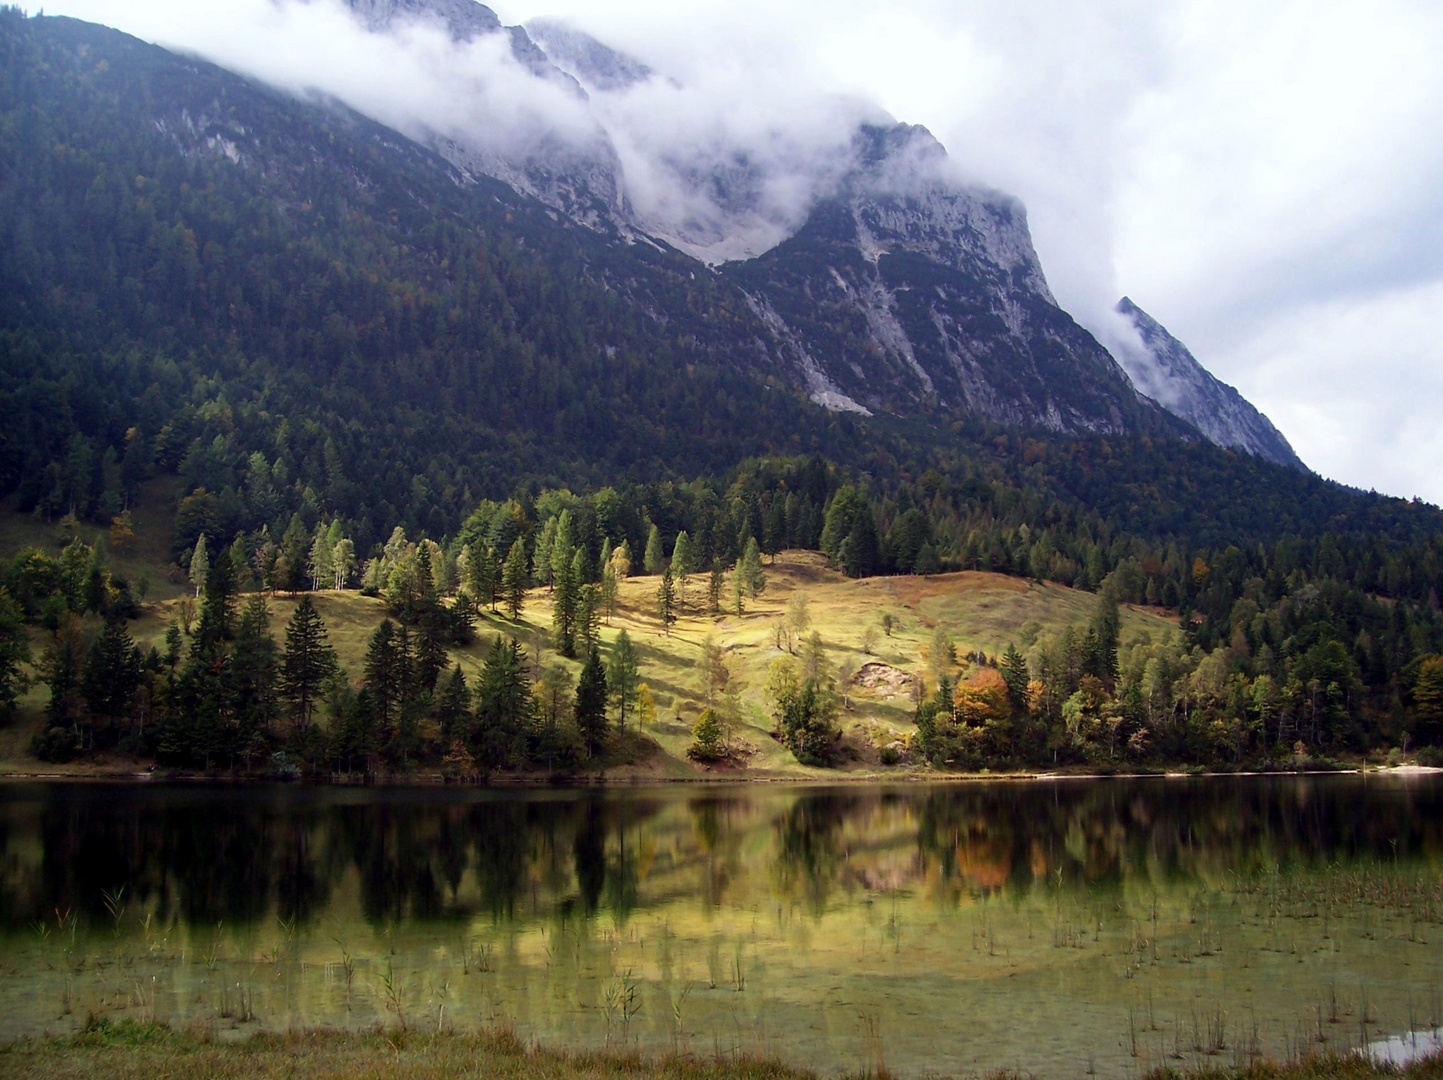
[728,125,1161,431]
[324,1,1177,436]
[4,8,1438,565]
[1113,297,1303,469]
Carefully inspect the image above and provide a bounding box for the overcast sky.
[41,0,1443,504]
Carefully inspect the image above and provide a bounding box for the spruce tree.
[279,595,337,731]
[552,552,578,657]
[708,562,725,614]
[82,617,140,726]
[436,664,469,743]
[657,568,677,635]
[575,646,609,758]
[501,538,529,619]
[231,594,280,733]
[474,636,534,769]
[1001,644,1030,716]
[364,619,409,734]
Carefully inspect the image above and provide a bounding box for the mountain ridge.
[1113,297,1303,469]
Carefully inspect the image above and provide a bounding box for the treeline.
[16,530,650,774]
[908,589,1443,773]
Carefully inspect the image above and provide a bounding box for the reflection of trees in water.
[2,779,1442,932]
[772,793,862,915]
[912,778,1443,898]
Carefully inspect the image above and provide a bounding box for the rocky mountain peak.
[1113,297,1303,469]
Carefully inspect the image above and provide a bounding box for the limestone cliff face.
[725,125,1163,432]
[1113,298,1303,468]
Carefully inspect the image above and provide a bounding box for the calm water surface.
[2,775,1442,1077]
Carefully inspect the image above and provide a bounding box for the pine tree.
[436,664,470,743]
[708,562,724,615]
[194,541,237,653]
[657,568,677,634]
[552,552,578,657]
[501,538,529,619]
[575,646,609,758]
[732,561,746,616]
[364,619,410,734]
[643,524,665,576]
[82,617,140,726]
[577,582,602,654]
[413,602,449,694]
[608,630,640,739]
[279,595,337,731]
[231,594,280,733]
[601,562,619,625]
[1001,644,1030,716]
[551,510,576,587]
[535,517,558,590]
[474,636,534,770]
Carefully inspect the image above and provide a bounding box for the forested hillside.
[3,10,1443,775]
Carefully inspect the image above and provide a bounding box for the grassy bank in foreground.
[2,1022,1441,1080]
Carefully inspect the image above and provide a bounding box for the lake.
[1,775,1441,1077]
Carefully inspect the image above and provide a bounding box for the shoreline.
[1,762,1436,788]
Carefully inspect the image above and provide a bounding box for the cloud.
[1226,281,1443,503]
[38,0,1443,501]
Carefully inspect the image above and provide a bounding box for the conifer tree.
[741,536,765,597]
[82,617,140,726]
[474,636,534,769]
[552,552,578,657]
[231,594,280,733]
[672,530,695,609]
[708,562,725,615]
[657,568,677,635]
[189,534,210,598]
[194,542,237,653]
[501,538,529,619]
[577,582,602,654]
[1001,645,1030,716]
[575,646,609,758]
[436,664,469,743]
[364,619,409,734]
[643,524,665,576]
[280,595,337,731]
[608,630,640,739]
[601,562,619,624]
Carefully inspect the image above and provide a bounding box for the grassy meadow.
[0,505,1178,779]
